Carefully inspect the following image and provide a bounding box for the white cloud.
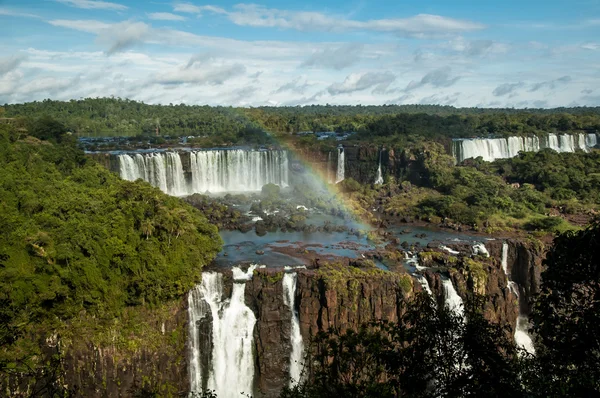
[186,4,485,38]
[98,21,151,54]
[155,63,246,85]
[529,76,572,92]
[49,19,112,34]
[273,77,311,94]
[328,71,396,95]
[405,68,460,91]
[301,44,364,70]
[55,0,127,11]
[0,7,42,19]
[148,12,186,21]
[173,3,226,14]
[493,82,524,96]
[0,55,26,76]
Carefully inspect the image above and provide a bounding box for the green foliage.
[282,294,523,398]
[340,178,362,193]
[530,220,600,396]
[3,98,269,143]
[0,122,221,368]
[261,183,281,199]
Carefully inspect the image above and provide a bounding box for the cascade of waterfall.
[374,149,383,185]
[453,133,596,163]
[472,242,490,257]
[118,150,289,195]
[415,274,434,297]
[282,272,304,386]
[335,147,345,183]
[501,242,535,354]
[588,133,598,148]
[188,266,257,398]
[442,278,465,320]
[515,316,536,355]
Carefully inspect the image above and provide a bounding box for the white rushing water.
[118,149,289,195]
[335,146,345,183]
[188,266,257,398]
[453,133,597,163]
[442,278,465,320]
[515,315,536,355]
[415,274,434,297]
[374,149,384,185]
[472,242,490,257]
[282,272,304,386]
[440,245,460,255]
[501,242,535,354]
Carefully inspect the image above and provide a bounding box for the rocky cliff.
[5,237,545,397]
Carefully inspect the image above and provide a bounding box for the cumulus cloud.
[98,21,151,55]
[155,63,246,85]
[418,92,461,106]
[0,55,26,76]
[184,4,485,38]
[148,12,186,21]
[328,71,396,95]
[55,0,127,11]
[529,75,571,92]
[493,82,524,96]
[273,77,311,94]
[405,68,460,91]
[301,44,363,70]
[449,38,510,56]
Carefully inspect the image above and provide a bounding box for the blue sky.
[0,0,599,107]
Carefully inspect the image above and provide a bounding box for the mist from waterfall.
[282,272,304,387]
[327,151,333,184]
[374,149,383,185]
[335,146,345,183]
[453,133,597,163]
[501,242,535,354]
[118,149,289,195]
[188,266,257,398]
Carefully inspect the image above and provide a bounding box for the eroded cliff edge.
[3,238,545,397]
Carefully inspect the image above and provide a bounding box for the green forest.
[0,121,221,376]
[3,99,600,143]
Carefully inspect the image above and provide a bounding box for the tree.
[282,293,523,398]
[531,219,600,396]
[28,115,66,141]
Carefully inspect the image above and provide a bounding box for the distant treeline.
[3,98,600,143]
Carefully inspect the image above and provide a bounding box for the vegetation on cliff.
[280,220,600,397]
[0,121,221,383]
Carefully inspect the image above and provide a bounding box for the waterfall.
[118,150,289,195]
[501,242,535,354]
[472,242,490,257]
[282,272,304,386]
[335,146,345,183]
[374,149,383,185]
[515,316,536,355]
[442,278,465,320]
[453,133,596,162]
[415,274,434,298]
[188,266,257,398]
[588,133,598,148]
